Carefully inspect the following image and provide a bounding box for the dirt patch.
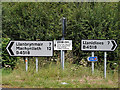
[108,80,115,85]
[79,79,85,83]
[15,75,20,78]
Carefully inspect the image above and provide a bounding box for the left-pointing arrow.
[8,42,14,55]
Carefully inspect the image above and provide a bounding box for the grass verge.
[2,60,118,88]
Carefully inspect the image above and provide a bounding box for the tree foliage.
[2,38,20,69]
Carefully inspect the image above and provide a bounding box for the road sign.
[87,57,97,62]
[54,40,72,50]
[81,40,117,51]
[6,41,53,56]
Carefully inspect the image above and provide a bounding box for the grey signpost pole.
[62,37,65,70]
[61,17,66,70]
[61,37,65,70]
[36,57,38,72]
[92,52,94,74]
[36,38,38,72]
[25,57,28,71]
[61,50,63,67]
[104,52,107,78]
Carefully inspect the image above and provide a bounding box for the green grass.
[2,60,118,88]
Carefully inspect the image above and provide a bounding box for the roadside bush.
[2,38,20,69]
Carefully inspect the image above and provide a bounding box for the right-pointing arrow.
[8,42,14,55]
[111,40,117,51]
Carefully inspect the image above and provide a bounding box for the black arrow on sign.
[8,42,14,55]
[111,40,116,50]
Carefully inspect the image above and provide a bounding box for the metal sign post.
[61,50,63,67]
[104,52,107,78]
[92,52,94,74]
[36,57,38,72]
[61,37,65,70]
[61,17,66,70]
[25,57,28,71]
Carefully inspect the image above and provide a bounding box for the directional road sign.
[54,40,72,50]
[6,41,53,56]
[81,40,117,51]
[87,57,97,62]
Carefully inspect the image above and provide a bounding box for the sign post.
[62,46,65,70]
[61,17,66,70]
[61,49,63,68]
[104,52,107,78]
[55,17,71,70]
[61,37,65,70]
[25,57,28,71]
[36,57,38,72]
[92,52,94,74]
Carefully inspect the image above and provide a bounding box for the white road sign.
[81,40,117,51]
[54,40,72,50]
[6,41,53,56]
